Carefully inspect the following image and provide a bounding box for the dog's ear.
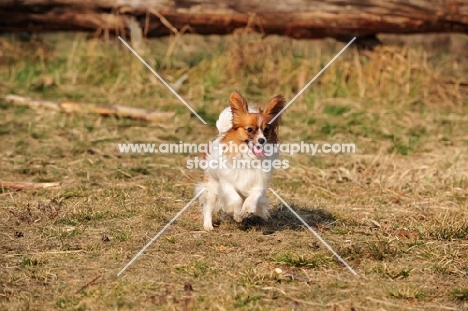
[263,95,285,125]
[229,91,249,126]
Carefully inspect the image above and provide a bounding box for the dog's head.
[222,91,285,157]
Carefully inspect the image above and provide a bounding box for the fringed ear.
[263,95,286,125]
[229,91,249,127]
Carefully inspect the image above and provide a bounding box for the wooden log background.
[0,0,467,39]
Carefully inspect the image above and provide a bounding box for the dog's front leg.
[219,183,244,222]
[202,190,217,231]
[241,188,264,216]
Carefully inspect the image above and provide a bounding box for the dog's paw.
[203,222,214,231]
[233,213,244,223]
[204,224,214,231]
[242,197,257,215]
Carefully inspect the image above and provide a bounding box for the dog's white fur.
[195,107,279,231]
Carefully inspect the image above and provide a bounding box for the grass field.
[1,31,468,310]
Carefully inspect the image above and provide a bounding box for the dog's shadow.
[215,204,336,234]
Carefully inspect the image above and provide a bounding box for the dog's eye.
[247,127,254,133]
[263,127,269,134]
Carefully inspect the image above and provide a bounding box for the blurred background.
[1,1,468,310]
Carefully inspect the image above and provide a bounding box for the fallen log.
[0,181,61,191]
[3,94,175,122]
[0,1,466,39]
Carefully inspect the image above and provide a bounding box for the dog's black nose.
[258,138,266,145]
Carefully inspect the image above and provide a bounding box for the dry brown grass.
[0,31,468,310]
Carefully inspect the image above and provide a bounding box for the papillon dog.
[196,91,285,230]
